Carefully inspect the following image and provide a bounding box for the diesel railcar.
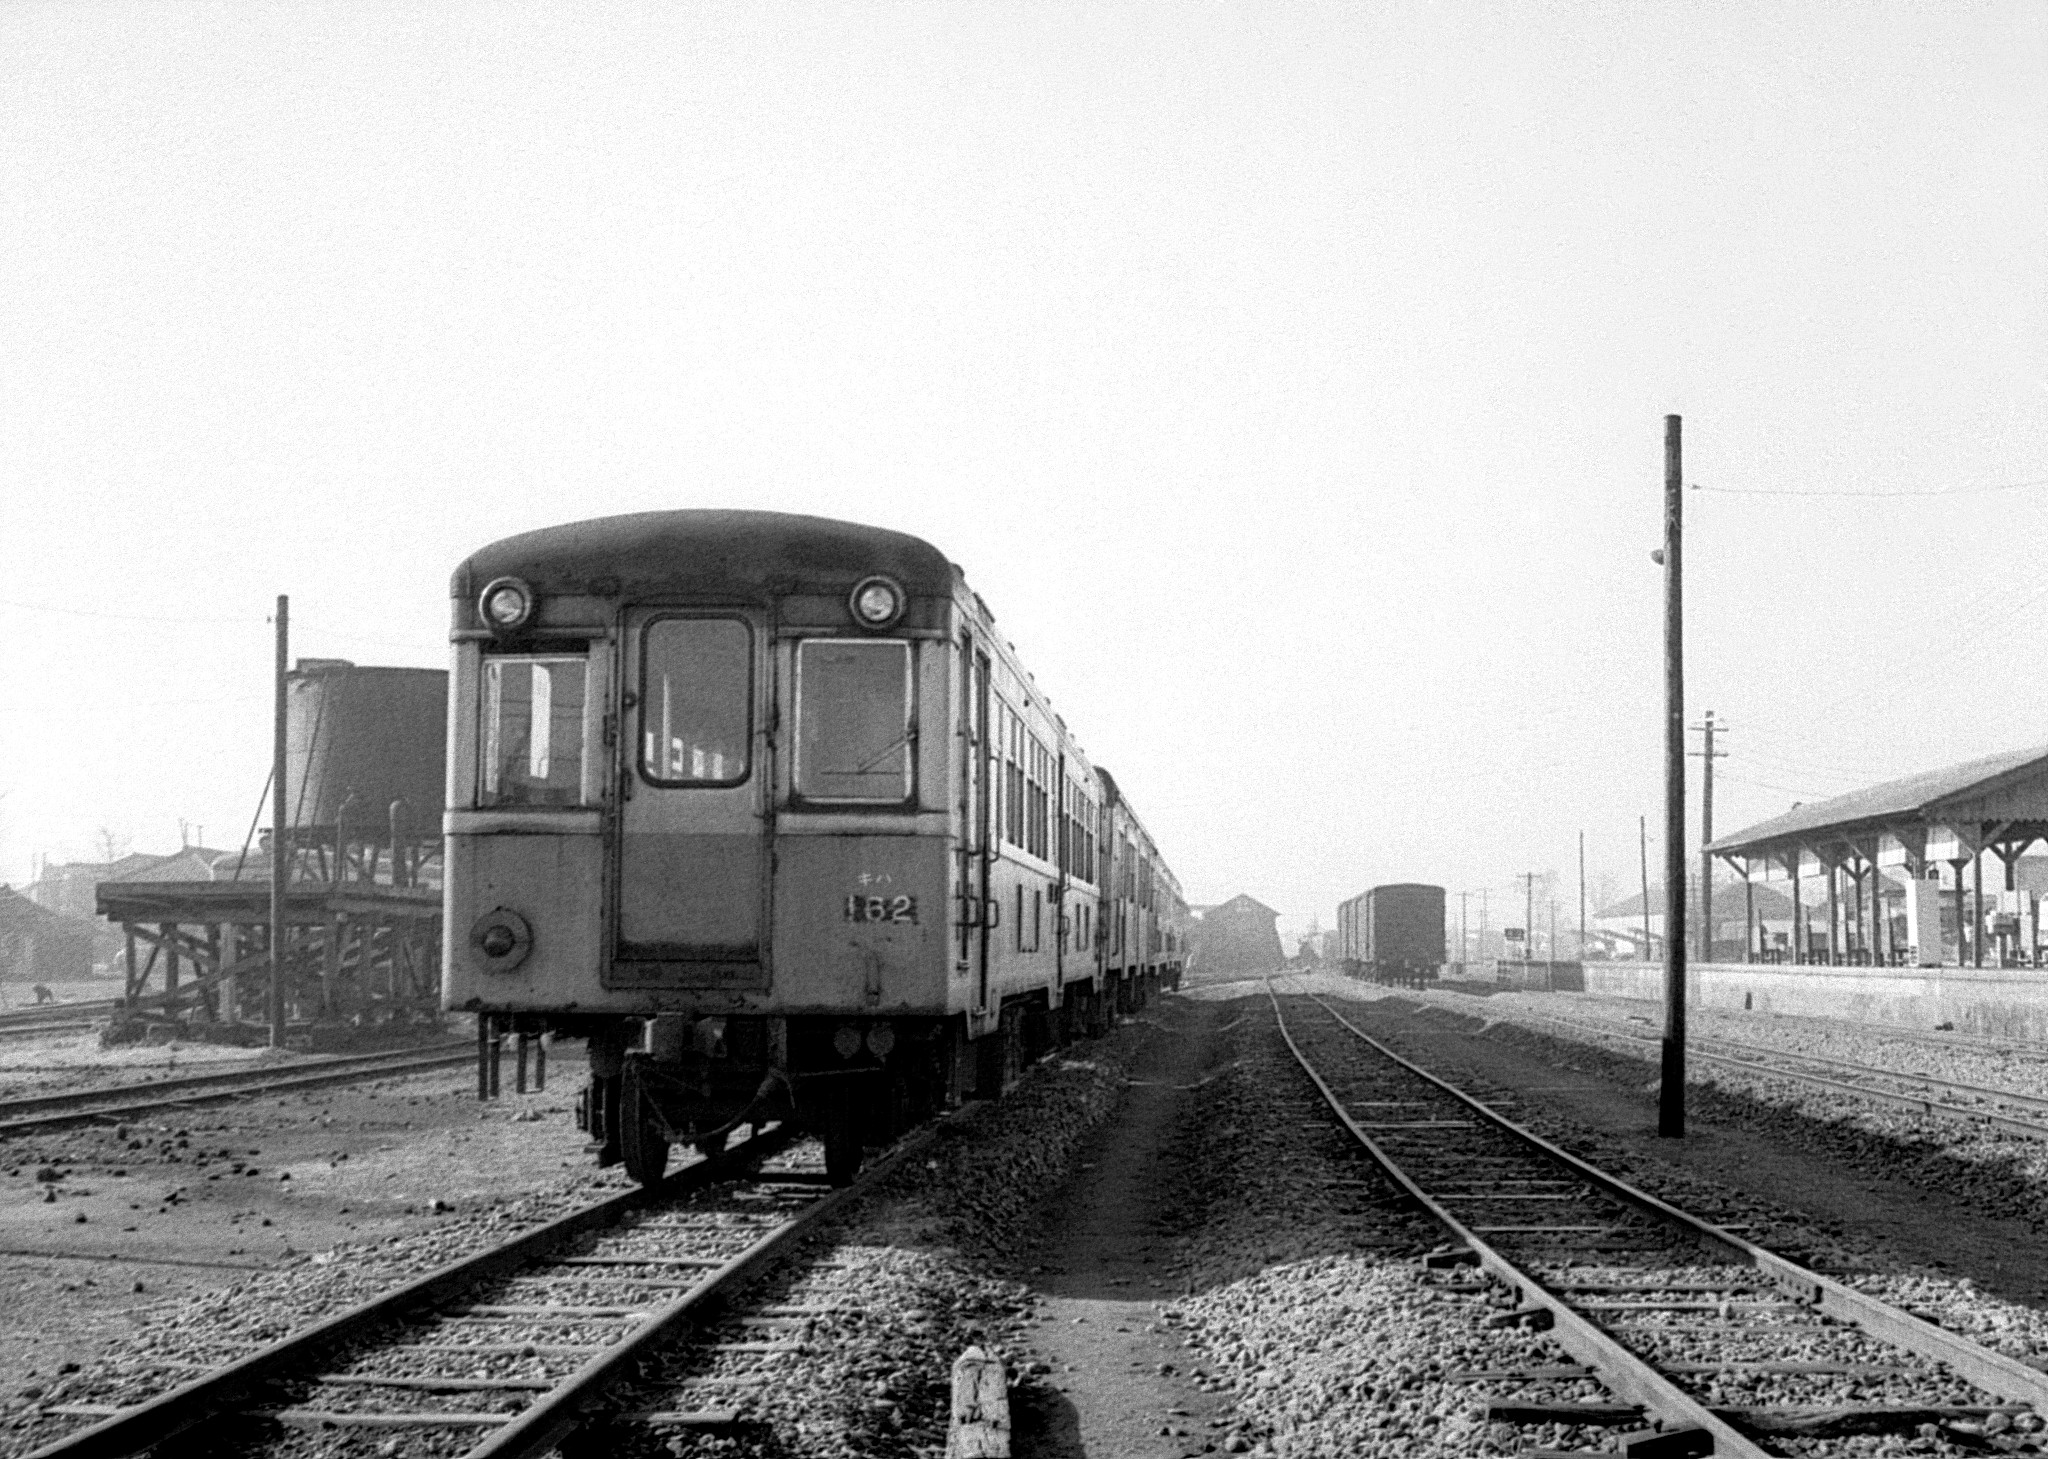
[1336,883,1446,986]
[442,511,1188,1184]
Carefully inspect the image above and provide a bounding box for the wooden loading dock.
[97,863,442,1040]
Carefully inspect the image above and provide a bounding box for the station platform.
[1574,959,2048,1041]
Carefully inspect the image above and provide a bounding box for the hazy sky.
[3,2,2043,941]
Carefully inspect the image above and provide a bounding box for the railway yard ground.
[6,977,2048,1455]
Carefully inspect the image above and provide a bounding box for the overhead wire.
[1693,475,2048,499]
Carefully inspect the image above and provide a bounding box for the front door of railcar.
[609,609,770,987]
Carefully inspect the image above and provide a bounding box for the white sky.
[2,2,2043,942]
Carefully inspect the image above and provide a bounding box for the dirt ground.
[1005,972,2048,1456]
[1009,1000,1240,1457]
[0,1042,596,1392]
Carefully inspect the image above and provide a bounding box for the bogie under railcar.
[443,511,1187,1184]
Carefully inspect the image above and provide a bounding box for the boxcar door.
[611,609,770,987]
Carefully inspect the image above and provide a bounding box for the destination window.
[641,617,752,786]
[480,655,588,807]
[795,639,914,803]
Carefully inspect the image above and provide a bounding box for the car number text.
[844,894,918,925]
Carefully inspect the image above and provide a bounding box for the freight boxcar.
[1335,883,1446,986]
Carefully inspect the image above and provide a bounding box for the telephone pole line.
[1578,830,1587,960]
[1690,711,1728,962]
[1639,815,1652,959]
[1659,413,1686,1138]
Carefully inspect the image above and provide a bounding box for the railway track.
[22,1113,940,1459]
[1559,991,2048,1059]
[0,1002,117,1036]
[0,1021,97,1041]
[0,1045,476,1136]
[1518,1009,2048,1140]
[1274,984,2048,1455]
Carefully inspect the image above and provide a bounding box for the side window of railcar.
[1004,711,1025,846]
[641,618,752,786]
[794,639,914,803]
[480,656,589,807]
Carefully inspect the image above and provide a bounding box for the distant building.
[1591,881,1875,961]
[25,847,239,973]
[1192,894,1285,976]
[0,887,94,986]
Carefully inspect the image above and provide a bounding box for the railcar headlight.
[470,907,533,972]
[479,576,536,634]
[848,575,905,630]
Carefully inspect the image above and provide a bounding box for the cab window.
[480,655,588,806]
[641,617,752,786]
[795,639,914,803]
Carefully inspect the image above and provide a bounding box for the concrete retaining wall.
[1578,960,2048,1041]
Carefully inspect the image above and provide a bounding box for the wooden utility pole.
[1639,816,1652,958]
[1523,872,1536,963]
[1459,891,1469,969]
[1578,831,1587,959]
[270,595,289,1050]
[1660,414,1686,1138]
[1692,711,1725,961]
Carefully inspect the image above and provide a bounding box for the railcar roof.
[451,510,957,602]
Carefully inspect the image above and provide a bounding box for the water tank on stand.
[283,661,448,845]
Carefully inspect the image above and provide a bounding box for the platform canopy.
[1707,742,2048,878]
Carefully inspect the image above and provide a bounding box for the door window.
[480,656,588,806]
[641,618,752,786]
[794,639,914,803]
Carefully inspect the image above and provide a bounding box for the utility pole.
[1578,831,1587,960]
[1480,889,1489,965]
[1523,872,1536,964]
[1691,711,1727,962]
[270,595,289,1050]
[1459,891,1469,969]
[1659,413,1686,1138]
[1639,816,1652,959]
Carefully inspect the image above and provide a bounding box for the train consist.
[442,510,1189,1184]
[1335,882,1446,986]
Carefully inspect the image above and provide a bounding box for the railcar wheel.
[618,1057,670,1186]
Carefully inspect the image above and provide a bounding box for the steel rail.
[0,1022,96,1040]
[1267,984,1769,1457]
[1302,990,2048,1416]
[20,1122,800,1459]
[0,1045,475,1135]
[0,1000,120,1027]
[465,1114,950,1459]
[1523,1010,2048,1139]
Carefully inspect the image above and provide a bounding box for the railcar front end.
[443,510,1184,1188]
[443,512,978,1184]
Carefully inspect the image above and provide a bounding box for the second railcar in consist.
[1337,883,1446,986]
[442,511,1188,1184]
